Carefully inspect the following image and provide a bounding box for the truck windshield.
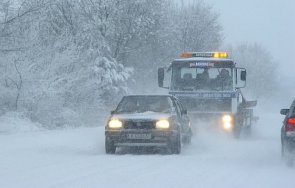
[171,66,233,91]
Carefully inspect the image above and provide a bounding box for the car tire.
[105,137,116,154]
[281,142,294,166]
[182,135,191,144]
[170,133,181,154]
[281,143,286,158]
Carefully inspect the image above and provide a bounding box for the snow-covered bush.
[0,112,41,133]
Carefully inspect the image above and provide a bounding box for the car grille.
[124,120,155,130]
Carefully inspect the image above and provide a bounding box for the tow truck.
[157,52,257,137]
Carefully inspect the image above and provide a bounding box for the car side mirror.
[280,109,289,115]
[241,70,246,81]
[158,67,165,87]
[181,109,187,115]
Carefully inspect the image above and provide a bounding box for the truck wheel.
[170,133,181,154]
[243,126,252,137]
[105,137,116,154]
[233,126,241,139]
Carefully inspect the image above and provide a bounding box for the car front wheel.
[105,137,116,154]
[170,133,181,154]
[182,135,191,144]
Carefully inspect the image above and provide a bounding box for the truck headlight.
[156,120,170,129]
[222,114,232,123]
[223,122,232,130]
[222,114,233,130]
[108,119,123,129]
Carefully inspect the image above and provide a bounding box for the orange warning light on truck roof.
[180,52,229,58]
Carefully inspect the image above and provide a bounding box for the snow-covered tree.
[0,0,132,126]
[0,0,223,127]
[126,0,223,92]
[228,43,278,98]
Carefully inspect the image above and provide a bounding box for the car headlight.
[156,119,170,129]
[222,114,233,130]
[108,119,123,129]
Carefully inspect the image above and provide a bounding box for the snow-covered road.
[1,110,294,188]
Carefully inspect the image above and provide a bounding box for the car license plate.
[127,134,151,139]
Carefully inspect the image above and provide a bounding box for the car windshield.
[172,66,233,91]
[115,96,173,113]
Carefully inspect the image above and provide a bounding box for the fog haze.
[177,0,295,104]
[203,0,295,75]
[1,1,295,187]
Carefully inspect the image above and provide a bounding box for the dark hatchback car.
[280,99,295,165]
[105,95,192,154]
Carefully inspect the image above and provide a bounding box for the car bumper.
[286,132,295,137]
[105,129,178,147]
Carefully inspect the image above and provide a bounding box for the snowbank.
[0,112,41,133]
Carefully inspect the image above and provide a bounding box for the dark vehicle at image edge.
[280,99,295,165]
[105,95,192,154]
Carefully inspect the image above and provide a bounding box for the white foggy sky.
[181,0,295,74]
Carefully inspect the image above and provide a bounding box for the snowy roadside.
[0,112,42,133]
[0,110,109,134]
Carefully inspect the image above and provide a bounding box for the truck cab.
[158,52,257,137]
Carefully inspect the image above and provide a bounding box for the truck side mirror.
[280,109,289,115]
[236,68,246,88]
[241,70,246,81]
[158,67,165,87]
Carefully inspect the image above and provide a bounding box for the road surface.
[0,109,294,188]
